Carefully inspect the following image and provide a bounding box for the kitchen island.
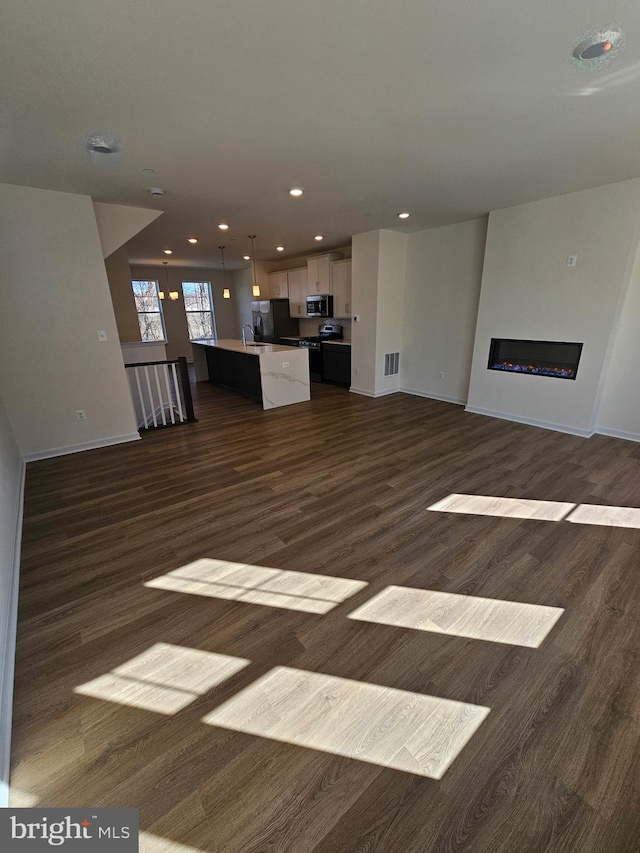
[192,339,310,409]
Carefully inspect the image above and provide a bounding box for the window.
[182,281,216,340]
[132,280,166,342]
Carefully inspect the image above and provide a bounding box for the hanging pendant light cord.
[219,245,228,289]
[248,235,257,290]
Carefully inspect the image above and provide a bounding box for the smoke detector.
[149,188,164,198]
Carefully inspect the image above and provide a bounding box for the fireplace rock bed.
[488,338,583,380]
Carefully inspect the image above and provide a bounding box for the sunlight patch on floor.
[566,503,640,529]
[144,559,368,614]
[428,493,576,521]
[348,586,564,647]
[202,666,489,779]
[140,832,201,852]
[75,643,249,715]
[8,788,39,807]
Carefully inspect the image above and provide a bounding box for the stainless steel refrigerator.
[251,299,299,343]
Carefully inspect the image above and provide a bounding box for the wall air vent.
[384,352,400,376]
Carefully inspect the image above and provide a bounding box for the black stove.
[298,323,342,380]
[298,323,343,349]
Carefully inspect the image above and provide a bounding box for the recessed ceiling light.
[276,246,285,252]
[289,188,304,197]
[572,29,622,62]
[243,255,250,260]
[314,235,323,241]
[398,212,410,219]
[218,223,229,230]
[163,249,173,255]
[188,238,198,244]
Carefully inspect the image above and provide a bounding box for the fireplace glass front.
[488,338,583,380]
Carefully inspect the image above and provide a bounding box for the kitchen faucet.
[241,324,254,345]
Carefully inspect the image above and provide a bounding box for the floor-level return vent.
[384,352,400,376]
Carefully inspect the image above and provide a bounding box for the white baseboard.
[594,426,640,443]
[349,387,398,398]
[23,432,141,463]
[400,387,466,406]
[0,458,26,808]
[464,405,594,438]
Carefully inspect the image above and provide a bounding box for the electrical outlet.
[282,361,290,368]
[75,409,86,421]
[97,330,108,341]
[566,255,577,268]
[439,371,445,380]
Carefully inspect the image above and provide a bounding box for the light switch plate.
[97,330,108,341]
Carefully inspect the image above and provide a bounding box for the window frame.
[181,281,217,341]
[131,279,167,343]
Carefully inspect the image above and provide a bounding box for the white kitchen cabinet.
[267,270,289,299]
[306,253,342,295]
[331,259,351,319]
[287,267,308,317]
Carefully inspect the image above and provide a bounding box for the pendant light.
[220,245,230,298]
[159,261,169,299]
[248,235,260,297]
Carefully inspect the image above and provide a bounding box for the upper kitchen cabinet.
[287,267,308,317]
[306,253,343,295]
[331,259,351,319]
[266,270,289,299]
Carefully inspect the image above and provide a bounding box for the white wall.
[231,267,254,331]
[466,179,640,436]
[105,245,141,343]
[376,230,407,395]
[0,183,140,459]
[93,201,161,259]
[0,391,23,806]
[596,239,640,441]
[130,265,239,361]
[351,231,381,395]
[401,218,486,404]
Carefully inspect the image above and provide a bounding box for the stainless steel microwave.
[306,294,333,317]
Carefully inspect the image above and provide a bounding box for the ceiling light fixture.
[398,212,410,219]
[220,245,230,299]
[289,188,304,197]
[243,255,250,260]
[314,235,323,241]
[276,246,284,252]
[188,238,198,244]
[218,223,229,231]
[163,249,172,254]
[248,235,260,297]
[85,132,121,155]
[572,29,623,63]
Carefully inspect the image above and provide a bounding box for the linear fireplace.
[488,338,583,380]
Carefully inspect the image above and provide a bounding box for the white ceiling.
[2,1,640,270]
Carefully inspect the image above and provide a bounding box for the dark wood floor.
[11,378,640,852]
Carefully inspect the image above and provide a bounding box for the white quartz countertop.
[192,338,301,355]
